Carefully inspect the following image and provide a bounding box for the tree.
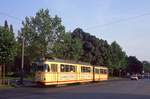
[4,20,8,29]
[110,41,127,69]
[52,32,83,61]
[127,56,143,74]
[17,9,65,62]
[72,28,96,63]
[0,23,16,80]
[10,24,13,33]
[143,61,150,72]
[72,28,113,66]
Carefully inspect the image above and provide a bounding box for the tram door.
[50,64,58,82]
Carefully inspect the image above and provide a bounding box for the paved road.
[0,79,150,99]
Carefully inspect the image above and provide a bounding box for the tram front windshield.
[33,63,49,72]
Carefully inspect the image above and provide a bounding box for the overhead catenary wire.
[84,12,150,30]
[1,11,150,31]
[0,11,23,32]
[0,12,22,21]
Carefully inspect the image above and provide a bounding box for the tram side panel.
[94,67,101,81]
[99,68,108,81]
[46,62,58,85]
[79,65,93,82]
[57,63,78,84]
[93,66,108,82]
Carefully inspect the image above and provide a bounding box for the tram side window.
[103,70,108,74]
[81,66,84,72]
[60,64,76,72]
[65,65,69,72]
[81,66,86,72]
[81,66,91,73]
[87,67,91,72]
[60,64,70,72]
[100,69,104,74]
[100,69,107,74]
[61,64,65,72]
[95,69,99,74]
[70,65,76,72]
[51,64,57,72]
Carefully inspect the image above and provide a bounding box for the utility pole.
[2,64,5,85]
[20,34,24,85]
[0,65,2,85]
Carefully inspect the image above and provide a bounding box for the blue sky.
[0,0,150,61]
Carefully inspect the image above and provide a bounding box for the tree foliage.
[0,21,16,64]
[143,61,150,72]
[52,32,83,60]
[127,56,143,74]
[17,9,65,60]
[71,28,128,68]
[110,41,127,69]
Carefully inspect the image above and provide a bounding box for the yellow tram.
[33,59,108,85]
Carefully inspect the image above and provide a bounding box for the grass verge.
[0,84,13,89]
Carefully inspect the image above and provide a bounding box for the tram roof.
[33,58,107,67]
[46,59,91,65]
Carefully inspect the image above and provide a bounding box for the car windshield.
[131,74,137,77]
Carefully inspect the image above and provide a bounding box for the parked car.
[137,74,142,79]
[130,74,138,80]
